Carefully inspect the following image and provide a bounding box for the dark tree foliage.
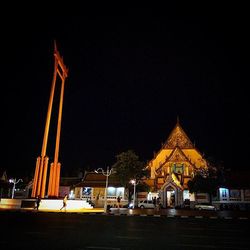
[187,160,224,203]
[111,150,149,199]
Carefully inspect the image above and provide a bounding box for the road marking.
[116,236,143,240]
[209,216,218,219]
[85,247,121,250]
[180,215,188,218]
[195,216,203,218]
[239,217,248,220]
[168,244,249,249]
[153,214,161,217]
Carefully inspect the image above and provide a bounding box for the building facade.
[146,120,208,208]
[74,172,128,208]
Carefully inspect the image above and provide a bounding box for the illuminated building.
[146,119,208,208]
[74,172,127,207]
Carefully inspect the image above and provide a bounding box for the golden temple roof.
[163,121,194,149]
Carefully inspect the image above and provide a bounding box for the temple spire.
[177,115,180,125]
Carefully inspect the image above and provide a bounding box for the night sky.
[2,7,250,179]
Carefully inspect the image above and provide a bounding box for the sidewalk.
[0,206,104,213]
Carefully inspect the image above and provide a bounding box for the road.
[1,211,250,249]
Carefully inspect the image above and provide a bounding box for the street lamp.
[95,166,112,213]
[9,178,23,199]
[130,179,137,209]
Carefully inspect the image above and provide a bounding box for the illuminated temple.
[146,120,208,208]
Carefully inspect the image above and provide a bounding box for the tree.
[187,160,224,204]
[111,150,149,200]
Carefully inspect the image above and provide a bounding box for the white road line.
[85,247,121,250]
[168,244,248,249]
[116,236,143,240]
[239,217,248,220]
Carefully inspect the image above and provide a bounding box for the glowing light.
[8,178,23,198]
[147,192,152,200]
[69,190,75,199]
[107,187,115,192]
[183,190,189,200]
[39,199,93,210]
[130,179,137,209]
[219,188,229,199]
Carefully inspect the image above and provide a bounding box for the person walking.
[35,195,41,211]
[153,197,157,208]
[117,196,121,208]
[60,194,68,211]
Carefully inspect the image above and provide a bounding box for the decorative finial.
[54,40,57,52]
[177,115,180,124]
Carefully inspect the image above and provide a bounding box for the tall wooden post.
[32,41,68,198]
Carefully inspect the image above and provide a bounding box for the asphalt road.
[1,211,250,249]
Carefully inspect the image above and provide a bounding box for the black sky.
[1,7,250,178]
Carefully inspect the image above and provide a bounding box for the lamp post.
[95,166,112,213]
[9,178,23,199]
[130,179,137,209]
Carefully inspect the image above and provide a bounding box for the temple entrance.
[166,188,175,207]
[161,177,183,208]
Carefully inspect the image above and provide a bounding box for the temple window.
[171,163,184,174]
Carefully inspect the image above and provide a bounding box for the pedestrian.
[35,195,41,210]
[117,196,121,208]
[156,197,161,211]
[60,194,68,211]
[153,197,157,207]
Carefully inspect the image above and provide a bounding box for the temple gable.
[163,124,194,149]
[167,146,190,162]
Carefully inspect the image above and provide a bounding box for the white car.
[194,203,217,211]
[138,200,155,209]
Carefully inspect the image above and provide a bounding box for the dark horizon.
[2,7,250,179]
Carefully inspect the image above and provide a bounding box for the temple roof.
[156,146,196,174]
[75,172,122,188]
[0,169,8,182]
[166,146,191,162]
[163,121,194,149]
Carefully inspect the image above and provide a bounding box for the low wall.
[39,199,93,210]
[0,198,93,210]
[0,198,23,209]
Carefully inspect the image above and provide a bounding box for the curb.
[103,213,250,220]
[1,209,249,220]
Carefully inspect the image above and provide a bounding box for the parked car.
[138,200,155,209]
[194,203,217,211]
